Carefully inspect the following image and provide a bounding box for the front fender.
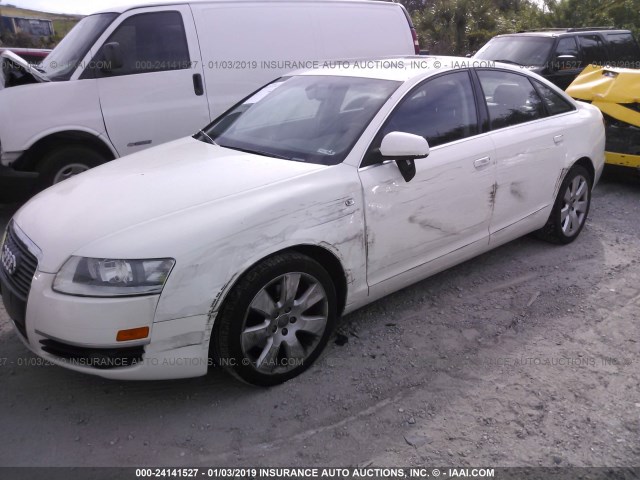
[0,79,106,154]
[71,163,368,324]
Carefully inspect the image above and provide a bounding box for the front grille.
[1,223,38,299]
[1,223,39,340]
[39,338,145,370]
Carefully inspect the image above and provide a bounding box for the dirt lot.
[0,171,638,469]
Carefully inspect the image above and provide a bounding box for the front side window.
[555,37,580,58]
[95,11,190,77]
[477,70,545,130]
[552,37,582,70]
[379,71,479,148]
[202,75,400,166]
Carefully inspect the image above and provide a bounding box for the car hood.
[13,137,327,272]
[0,50,49,89]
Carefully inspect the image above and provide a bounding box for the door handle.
[474,157,491,169]
[553,134,564,145]
[193,73,204,96]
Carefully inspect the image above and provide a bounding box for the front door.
[359,70,496,286]
[89,6,210,156]
[547,36,583,90]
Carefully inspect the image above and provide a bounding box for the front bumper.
[1,270,212,380]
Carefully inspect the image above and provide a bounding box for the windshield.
[200,75,400,165]
[39,13,117,81]
[474,36,555,67]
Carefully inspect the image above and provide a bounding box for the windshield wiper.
[220,144,294,161]
[197,130,218,146]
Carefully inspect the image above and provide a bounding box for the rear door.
[475,69,570,236]
[89,6,210,156]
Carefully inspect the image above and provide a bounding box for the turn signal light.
[116,327,150,342]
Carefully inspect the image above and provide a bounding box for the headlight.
[53,256,175,297]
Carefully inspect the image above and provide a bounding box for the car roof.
[292,55,529,82]
[495,29,632,39]
[93,0,399,15]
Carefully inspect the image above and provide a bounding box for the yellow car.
[567,65,640,169]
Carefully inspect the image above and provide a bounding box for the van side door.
[84,5,210,156]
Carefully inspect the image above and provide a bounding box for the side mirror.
[379,131,430,182]
[101,42,124,72]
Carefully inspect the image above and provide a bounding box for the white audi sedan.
[1,57,605,385]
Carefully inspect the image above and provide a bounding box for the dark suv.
[474,28,640,90]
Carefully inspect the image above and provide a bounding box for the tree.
[414,0,543,55]
[399,0,428,13]
[543,0,640,38]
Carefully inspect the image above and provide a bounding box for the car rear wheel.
[37,146,107,190]
[537,164,592,244]
[211,252,337,386]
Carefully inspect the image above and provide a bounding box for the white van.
[0,0,418,199]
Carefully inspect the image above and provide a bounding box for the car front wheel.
[211,252,337,386]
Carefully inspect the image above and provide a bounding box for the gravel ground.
[0,170,638,468]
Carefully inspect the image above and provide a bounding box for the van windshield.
[200,75,400,166]
[475,36,555,67]
[39,13,117,81]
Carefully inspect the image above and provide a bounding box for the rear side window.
[533,81,574,116]
[605,33,640,64]
[96,11,190,77]
[380,71,479,148]
[477,70,545,129]
[578,35,607,65]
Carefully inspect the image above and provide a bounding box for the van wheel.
[37,146,107,189]
[536,165,592,244]
[211,252,337,386]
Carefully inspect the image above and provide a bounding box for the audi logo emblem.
[1,243,18,276]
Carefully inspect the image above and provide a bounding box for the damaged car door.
[475,69,570,237]
[358,70,496,287]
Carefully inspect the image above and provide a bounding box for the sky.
[1,0,156,15]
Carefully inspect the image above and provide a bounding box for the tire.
[37,146,108,190]
[211,252,337,386]
[536,165,592,244]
